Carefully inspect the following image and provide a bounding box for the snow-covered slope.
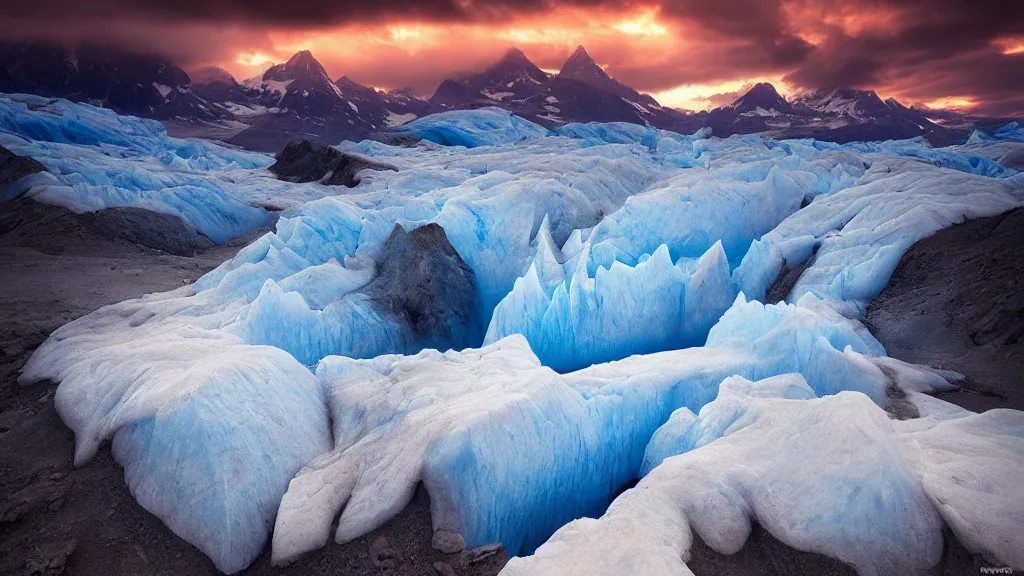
[10,101,1024,574]
[0,93,383,242]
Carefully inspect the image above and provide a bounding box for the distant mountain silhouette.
[0,41,1000,150]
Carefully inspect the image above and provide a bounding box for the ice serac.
[733,155,1022,312]
[503,388,1024,576]
[272,293,954,564]
[639,373,816,475]
[0,93,277,242]
[396,107,553,147]
[484,145,859,370]
[17,290,331,574]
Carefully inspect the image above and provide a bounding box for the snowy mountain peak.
[796,86,892,120]
[264,50,330,83]
[387,86,419,99]
[559,45,607,80]
[485,47,547,82]
[499,47,531,65]
[731,83,790,114]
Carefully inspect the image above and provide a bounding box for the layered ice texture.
[396,107,553,147]
[505,382,1024,576]
[0,93,379,242]
[13,98,1024,573]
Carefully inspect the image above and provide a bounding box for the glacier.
[732,156,1021,314]
[270,293,964,565]
[0,93,390,242]
[504,385,1024,576]
[396,107,553,147]
[9,97,1024,573]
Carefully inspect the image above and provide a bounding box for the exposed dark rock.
[364,223,477,351]
[765,250,817,305]
[268,140,397,187]
[463,543,504,565]
[731,82,792,114]
[0,146,45,188]
[880,365,922,421]
[369,536,400,569]
[866,207,1024,411]
[0,198,216,256]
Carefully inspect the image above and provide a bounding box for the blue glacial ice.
[270,293,964,565]
[0,93,378,242]
[504,385,1024,576]
[396,107,553,147]
[18,288,331,574]
[12,102,1024,573]
[733,156,1022,314]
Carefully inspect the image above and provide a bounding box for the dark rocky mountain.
[558,45,660,109]
[666,84,977,146]
[188,66,254,107]
[730,82,792,115]
[0,42,217,120]
[428,46,687,130]
[0,41,1007,151]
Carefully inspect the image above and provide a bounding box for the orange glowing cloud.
[1,0,1021,116]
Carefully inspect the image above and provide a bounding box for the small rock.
[49,472,66,482]
[369,535,399,569]
[433,561,457,576]
[464,542,504,565]
[431,529,466,554]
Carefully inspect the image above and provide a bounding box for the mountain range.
[0,41,1007,152]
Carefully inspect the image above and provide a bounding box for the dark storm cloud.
[779,0,1024,115]
[6,0,611,26]
[0,0,1021,115]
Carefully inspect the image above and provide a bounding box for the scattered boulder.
[268,139,397,187]
[0,145,46,188]
[369,535,400,569]
[464,543,504,565]
[364,223,477,351]
[431,529,467,554]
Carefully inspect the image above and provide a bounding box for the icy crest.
[396,107,553,147]
[505,386,1024,576]
[733,157,1021,313]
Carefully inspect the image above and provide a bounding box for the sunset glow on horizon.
[2,0,1021,116]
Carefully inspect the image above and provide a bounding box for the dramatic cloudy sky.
[2,0,1022,115]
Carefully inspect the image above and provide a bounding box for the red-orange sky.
[2,0,1022,115]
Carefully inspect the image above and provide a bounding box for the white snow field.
[9,96,1024,573]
